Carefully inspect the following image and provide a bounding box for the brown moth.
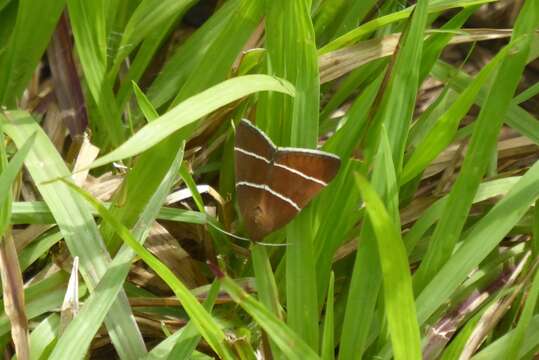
[234,119,341,241]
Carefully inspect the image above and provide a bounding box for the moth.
[234,119,340,241]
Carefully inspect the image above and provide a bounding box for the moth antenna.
[207,220,289,247]
[207,219,250,242]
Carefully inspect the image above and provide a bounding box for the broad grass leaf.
[91,75,294,168]
[354,173,421,360]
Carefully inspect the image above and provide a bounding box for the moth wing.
[269,149,340,209]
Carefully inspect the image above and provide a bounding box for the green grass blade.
[1,111,147,358]
[66,0,124,147]
[50,147,184,359]
[471,315,539,360]
[9,201,205,225]
[416,159,539,325]
[260,0,321,350]
[0,272,74,337]
[337,220,381,360]
[0,132,35,235]
[313,0,345,40]
[99,0,264,253]
[372,0,429,171]
[178,163,205,213]
[218,274,320,360]
[91,75,294,168]
[513,80,539,104]
[165,281,221,360]
[413,0,539,292]
[110,0,196,75]
[18,230,63,271]
[251,244,283,358]
[321,272,335,360]
[401,42,509,184]
[132,81,160,121]
[534,200,539,258]
[333,0,377,38]
[502,264,539,359]
[170,0,263,106]
[176,0,264,109]
[339,131,401,359]
[0,0,65,105]
[404,177,521,254]
[115,18,179,109]
[319,0,495,54]
[145,0,241,109]
[418,6,478,83]
[432,61,539,144]
[27,314,60,360]
[313,77,382,302]
[354,173,421,360]
[60,180,236,360]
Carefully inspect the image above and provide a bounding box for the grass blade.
[165,281,221,360]
[91,75,294,168]
[50,147,184,359]
[502,263,539,359]
[374,0,428,171]
[0,132,36,234]
[60,180,236,360]
[110,0,196,74]
[218,273,320,360]
[416,159,539,325]
[66,0,124,147]
[319,0,495,54]
[354,173,421,360]
[321,272,335,360]
[432,61,539,144]
[1,111,147,358]
[261,0,321,350]
[0,0,65,105]
[413,0,539,292]
[145,0,241,109]
[401,42,510,184]
[251,244,283,358]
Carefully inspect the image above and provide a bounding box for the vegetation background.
[0,0,538,359]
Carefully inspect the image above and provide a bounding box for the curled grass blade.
[91,74,294,168]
